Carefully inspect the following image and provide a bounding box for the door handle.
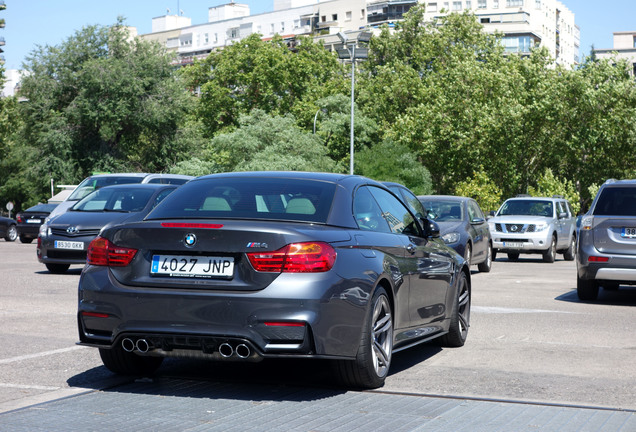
[406,244,416,254]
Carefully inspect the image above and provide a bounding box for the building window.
[535,0,541,9]
[229,28,239,39]
[346,11,352,21]
[270,23,275,34]
[453,1,462,10]
[493,0,499,8]
[478,0,487,8]
[321,15,326,22]
[214,33,218,43]
[281,22,285,32]
[633,36,636,48]
[481,17,491,23]
[204,33,209,44]
[428,2,438,12]
[506,0,523,6]
[332,14,338,21]
[466,1,472,8]
[361,9,365,19]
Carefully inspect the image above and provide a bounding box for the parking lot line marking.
[0,346,87,365]
[0,383,60,391]
[472,306,578,314]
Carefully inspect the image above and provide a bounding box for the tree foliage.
[14,19,194,203]
[2,8,636,214]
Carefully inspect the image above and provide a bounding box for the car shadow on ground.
[555,286,636,306]
[67,342,444,400]
[35,267,83,276]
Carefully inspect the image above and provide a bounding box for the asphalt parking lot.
[1,241,635,431]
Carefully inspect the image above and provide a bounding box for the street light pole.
[349,45,355,176]
[336,31,371,176]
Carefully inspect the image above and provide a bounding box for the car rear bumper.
[577,239,636,282]
[77,264,371,360]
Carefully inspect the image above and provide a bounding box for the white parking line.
[0,346,87,365]
[0,383,60,391]
[472,306,577,314]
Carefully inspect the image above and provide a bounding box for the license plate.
[621,227,636,238]
[26,219,41,224]
[54,241,84,250]
[504,242,523,248]
[151,255,234,278]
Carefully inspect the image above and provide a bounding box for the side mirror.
[489,210,497,217]
[558,212,567,219]
[420,217,440,238]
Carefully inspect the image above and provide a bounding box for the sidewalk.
[1,377,634,431]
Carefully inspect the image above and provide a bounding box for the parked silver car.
[577,179,636,300]
[488,196,576,262]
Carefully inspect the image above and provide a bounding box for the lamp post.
[336,31,371,175]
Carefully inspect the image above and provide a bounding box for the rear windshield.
[146,177,336,223]
[68,176,144,201]
[499,200,553,217]
[26,203,58,213]
[593,187,636,216]
[72,187,155,212]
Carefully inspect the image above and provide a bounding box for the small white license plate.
[621,227,636,238]
[26,219,41,224]
[504,241,523,248]
[151,255,234,278]
[54,241,84,250]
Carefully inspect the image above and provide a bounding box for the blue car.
[418,195,493,273]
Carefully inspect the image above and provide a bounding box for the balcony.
[0,1,5,11]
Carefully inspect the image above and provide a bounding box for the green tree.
[356,139,433,195]
[17,19,193,193]
[202,110,343,173]
[527,168,581,214]
[454,168,503,213]
[180,34,345,137]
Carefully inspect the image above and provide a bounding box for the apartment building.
[593,31,636,75]
[138,0,579,68]
[422,0,579,67]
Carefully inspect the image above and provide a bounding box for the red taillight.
[588,256,610,262]
[87,236,137,267]
[247,242,336,273]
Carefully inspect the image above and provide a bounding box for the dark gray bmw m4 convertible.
[78,171,470,389]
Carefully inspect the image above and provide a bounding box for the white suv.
[488,196,577,263]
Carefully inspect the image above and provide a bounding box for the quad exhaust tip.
[122,338,251,358]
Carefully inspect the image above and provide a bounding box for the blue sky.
[2,0,635,71]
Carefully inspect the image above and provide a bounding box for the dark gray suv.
[577,179,636,300]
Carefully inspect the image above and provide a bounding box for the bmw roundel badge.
[184,233,197,247]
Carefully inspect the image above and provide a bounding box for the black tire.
[563,235,576,261]
[45,263,70,274]
[542,236,557,263]
[19,235,34,244]
[477,243,493,273]
[333,287,393,389]
[99,346,163,376]
[577,276,599,301]
[4,224,17,242]
[464,243,472,266]
[439,272,470,347]
[507,252,520,261]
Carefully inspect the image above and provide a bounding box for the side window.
[368,187,419,236]
[556,201,565,216]
[468,200,484,221]
[353,187,391,233]
[394,186,426,219]
[154,189,175,208]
